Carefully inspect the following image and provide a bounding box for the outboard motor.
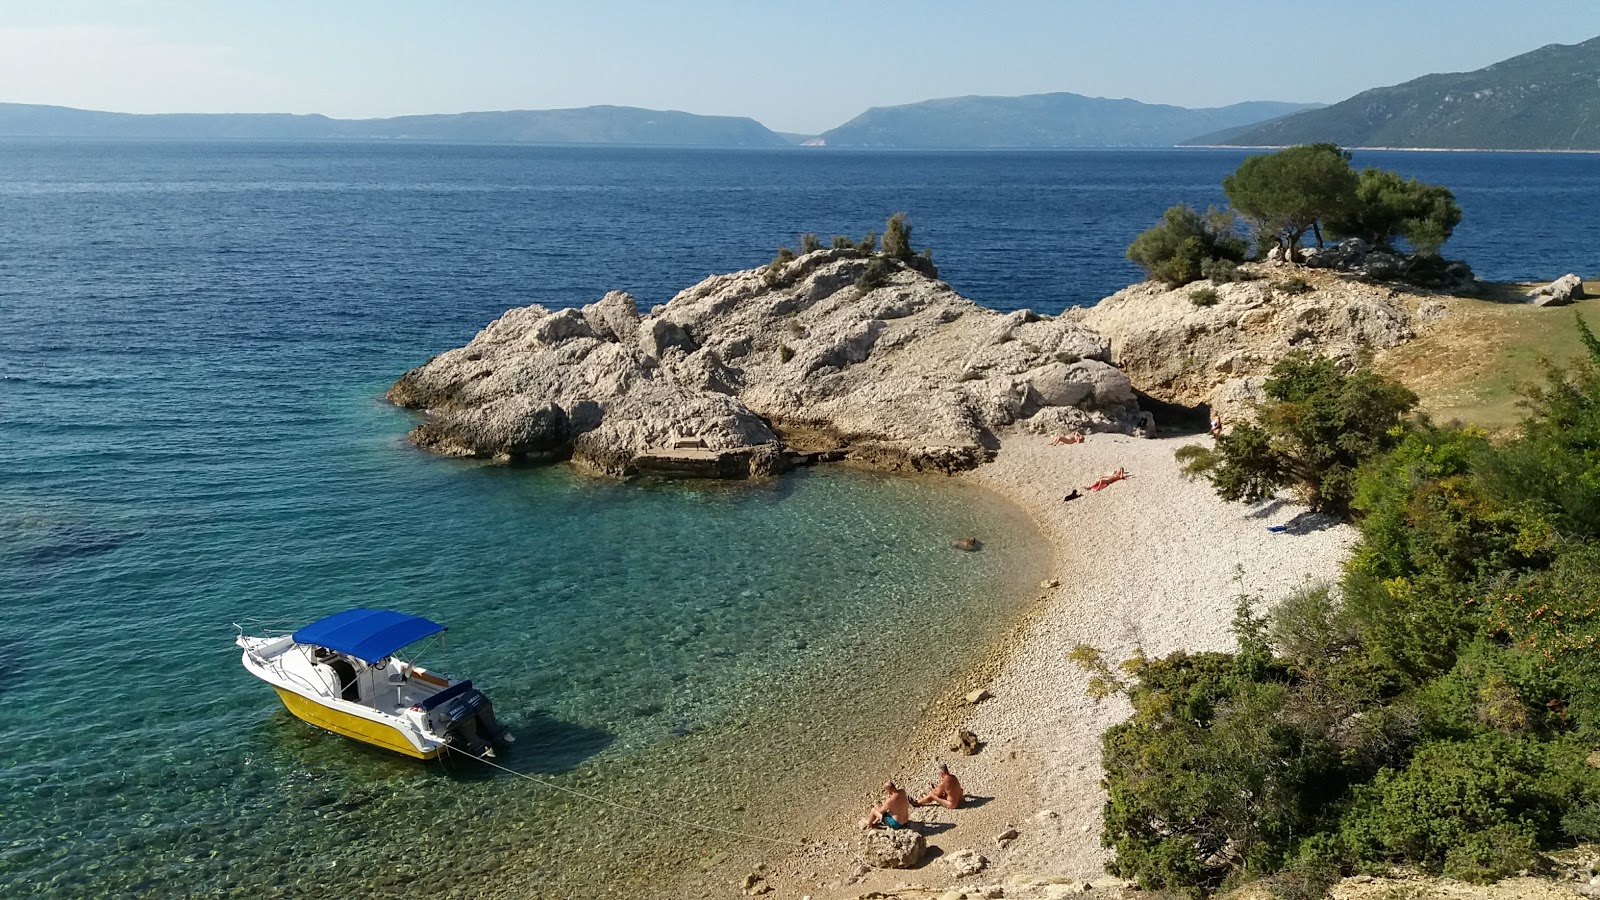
[419,680,513,758]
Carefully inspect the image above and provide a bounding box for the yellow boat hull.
[272,687,440,759]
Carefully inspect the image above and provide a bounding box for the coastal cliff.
[389,249,1140,476]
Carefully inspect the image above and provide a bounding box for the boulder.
[951,729,983,755]
[940,849,988,878]
[1528,273,1585,307]
[391,250,1143,477]
[859,829,926,869]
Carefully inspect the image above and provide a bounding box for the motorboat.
[237,608,511,759]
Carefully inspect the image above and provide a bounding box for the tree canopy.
[1222,143,1359,260]
[1125,204,1248,287]
[1325,168,1463,257]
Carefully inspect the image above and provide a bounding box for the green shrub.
[1201,257,1244,283]
[882,212,914,260]
[800,232,822,254]
[762,245,797,287]
[856,231,878,254]
[856,257,893,292]
[1274,277,1314,295]
[1127,204,1248,287]
[831,234,853,250]
[1176,352,1418,516]
[1336,735,1583,881]
[778,343,795,363]
[1189,287,1220,307]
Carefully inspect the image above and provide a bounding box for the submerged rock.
[391,249,1140,477]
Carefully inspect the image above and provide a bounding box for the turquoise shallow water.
[2,376,1041,897]
[4,140,1597,897]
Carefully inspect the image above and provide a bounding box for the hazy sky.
[4,1,1599,134]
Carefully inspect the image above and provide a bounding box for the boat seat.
[324,658,361,702]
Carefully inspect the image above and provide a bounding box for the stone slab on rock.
[859,829,927,869]
[391,248,1142,477]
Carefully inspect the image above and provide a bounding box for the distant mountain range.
[1192,35,1600,150]
[7,36,1599,152]
[0,97,1312,149]
[814,94,1320,148]
[0,103,789,147]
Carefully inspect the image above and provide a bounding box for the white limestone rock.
[391,249,1140,476]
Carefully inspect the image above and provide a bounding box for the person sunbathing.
[914,763,965,810]
[1088,467,1128,491]
[859,781,913,830]
[1049,432,1085,446]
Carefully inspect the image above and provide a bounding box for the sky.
[3,1,1599,134]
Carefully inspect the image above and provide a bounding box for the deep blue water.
[1,141,1596,898]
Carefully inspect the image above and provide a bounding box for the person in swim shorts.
[859,780,913,830]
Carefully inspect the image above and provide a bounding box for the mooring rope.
[445,745,811,848]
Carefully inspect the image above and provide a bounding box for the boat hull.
[272,686,441,760]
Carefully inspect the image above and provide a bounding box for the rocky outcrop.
[1075,265,1416,420]
[1528,273,1585,306]
[1292,238,1477,293]
[390,249,1139,477]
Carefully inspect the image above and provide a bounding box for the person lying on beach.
[1049,432,1085,446]
[913,763,965,810]
[1088,467,1128,491]
[858,781,913,830]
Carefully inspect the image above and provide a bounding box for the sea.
[2,142,1597,899]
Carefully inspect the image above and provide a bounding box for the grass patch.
[1376,287,1600,430]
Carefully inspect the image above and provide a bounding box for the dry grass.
[1376,282,1600,432]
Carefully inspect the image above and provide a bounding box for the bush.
[1201,257,1244,283]
[1127,204,1248,287]
[856,257,894,292]
[1274,277,1314,295]
[1176,353,1418,516]
[1189,287,1220,307]
[882,212,914,260]
[856,231,878,254]
[800,232,822,254]
[761,246,797,287]
[1336,735,1583,881]
[830,234,853,250]
[778,343,795,363]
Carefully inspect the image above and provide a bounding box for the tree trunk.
[1312,220,1325,248]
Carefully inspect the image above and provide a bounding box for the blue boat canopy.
[293,609,445,663]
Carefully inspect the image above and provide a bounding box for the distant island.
[0,103,790,147]
[813,94,1320,148]
[1191,34,1600,150]
[0,97,1312,149]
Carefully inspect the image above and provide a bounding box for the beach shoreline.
[759,431,1358,899]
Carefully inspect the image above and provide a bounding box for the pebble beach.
[765,432,1358,899]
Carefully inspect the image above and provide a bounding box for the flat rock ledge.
[389,248,1140,478]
